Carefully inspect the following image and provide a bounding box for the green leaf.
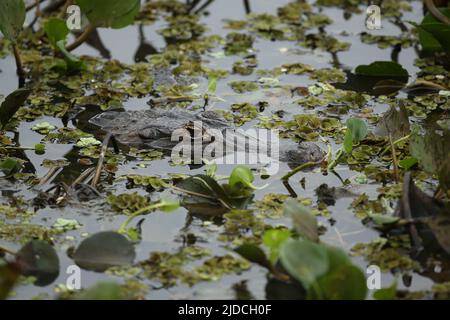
[76,0,141,29]
[0,88,31,130]
[44,18,70,48]
[416,8,450,52]
[229,165,265,191]
[398,157,417,170]
[263,229,291,264]
[207,76,218,93]
[355,61,409,78]
[312,264,367,300]
[15,240,60,286]
[73,231,136,272]
[158,198,180,212]
[283,199,319,242]
[279,239,329,290]
[368,213,400,225]
[0,158,22,176]
[344,118,368,153]
[0,0,26,42]
[373,279,397,300]
[234,243,272,270]
[56,40,85,72]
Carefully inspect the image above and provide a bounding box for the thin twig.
[91,133,112,188]
[0,245,16,256]
[12,44,25,78]
[282,161,318,182]
[389,134,400,183]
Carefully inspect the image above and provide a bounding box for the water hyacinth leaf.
[355,61,409,79]
[229,165,265,190]
[76,0,141,29]
[56,40,85,72]
[311,264,367,300]
[178,174,231,205]
[0,0,26,42]
[0,88,31,129]
[234,243,272,270]
[398,157,418,170]
[263,229,291,264]
[158,198,180,212]
[15,241,60,287]
[344,118,368,153]
[283,199,319,242]
[73,231,136,272]
[44,18,70,47]
[279,239,329,290]
[417,8,450,52]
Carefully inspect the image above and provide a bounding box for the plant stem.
[12,44,25,78]
[380,134,410,157]
[327,148,344,172]
[389,134,400,183]
[118,203,164,234]
[424,0,450,26]
[66,24,96,52]
[282,161,318,182]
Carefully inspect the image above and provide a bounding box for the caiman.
[89,108,325,168]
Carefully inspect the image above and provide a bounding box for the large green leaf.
[312,264,367,300]
[44,18,70,48]
[76,0,141,29]
[355,61,409,78]
[15,240,60,287]
[417,8,450,52]
[344,117,368,153]
[279,239,329,290]
[73,231,136,272]
[0,0,26,42]
[283,199,319,242]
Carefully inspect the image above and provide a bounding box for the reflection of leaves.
[395,173,448,253]
[73,231,136,272]
[374,103,410,140]
[284,199,319,242]
[0,88,31,130]
[0,263,19,300]
[15,241,60,287]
